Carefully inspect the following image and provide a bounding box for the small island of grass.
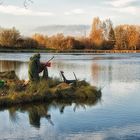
[0,71,101,107]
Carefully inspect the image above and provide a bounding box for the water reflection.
[0,60,29,80]
[1,58,140,85]
[27,104,52,128]
[0,96,101,129]
[60,124,140,140]
[0,54,140,139]
[91,62,113,87]
[0,60,20,72]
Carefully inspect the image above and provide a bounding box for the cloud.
[64,8,85,15]
[117,6,140,15]
[104,0,139,15]
[0,5,54,16]
[106,0,138,7]
[72,9,85,14]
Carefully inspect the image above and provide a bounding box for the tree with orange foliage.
[32,33,47,48]
[115,25,139,50]
[89,17,104,48]
[125,25,139,50]
[0,27,20,47]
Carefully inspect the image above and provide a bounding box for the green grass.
[0,71,101,107]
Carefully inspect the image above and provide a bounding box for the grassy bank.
[0,71,101,107]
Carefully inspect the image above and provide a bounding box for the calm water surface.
[0,53,140,140]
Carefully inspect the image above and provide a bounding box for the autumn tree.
[48,33,65,50]
[125,25,139,50]
[61,36,76,50]
[115,25,139,50]
[44,34,81,50]
[77,37,92,49]
[137,26,140,50]
[32,33,47,48]
[18,37,39,48]
[0,27,20,47]
[114,26,127,50]
[90,17,104,48]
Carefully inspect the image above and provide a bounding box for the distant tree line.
[0,17,140,50]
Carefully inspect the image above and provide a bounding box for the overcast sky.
[0,0,139,33]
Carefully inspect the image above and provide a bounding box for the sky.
[0,0,139,34]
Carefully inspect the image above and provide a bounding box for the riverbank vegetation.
[0,71,101,107]
[0,17,140,51]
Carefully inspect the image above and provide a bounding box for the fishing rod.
[45,56,54,65]
[47,56,55,63]
[42,56,54,68]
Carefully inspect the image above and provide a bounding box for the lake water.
[0,53,140,140]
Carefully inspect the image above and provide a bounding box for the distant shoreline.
[0,49,140,53]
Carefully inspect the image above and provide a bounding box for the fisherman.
[28,53,51,81]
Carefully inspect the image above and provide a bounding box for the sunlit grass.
[0,71,101,107]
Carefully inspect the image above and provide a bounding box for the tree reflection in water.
[0,95,102,128]
[0,60,28,80]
